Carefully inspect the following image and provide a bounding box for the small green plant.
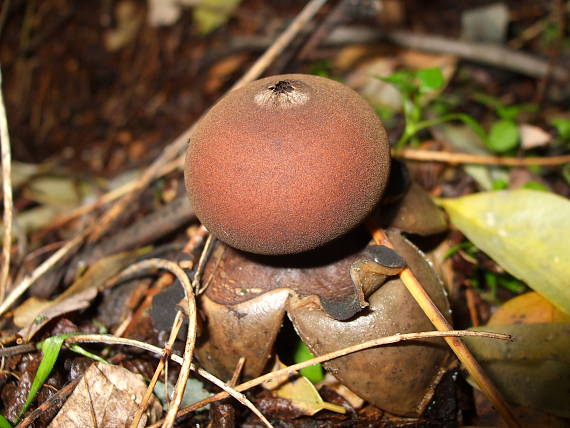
[380,67,486,149]
[551,117,570,146]
[293,340,324,384]
[473,93,537,153]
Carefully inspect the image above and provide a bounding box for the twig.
[0,65,13,303]
[130,310,185,428]
[393,148,570,166]
[365,221,520,428]
[146,329,510,427]
[55,330,506,426]
[0,229,88,317]
[230,0,328,90]
[324,26,569,82]
[193,233,214,294]
[88,0,329,245]
[15,377,81,428]
[110,258,198,428]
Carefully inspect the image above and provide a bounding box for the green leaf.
[465,323,570,417]
[380,71,416,95]
[68,344,108,364]
[19,336,66,418]
[294,341,324,384]
[487,119,519,153]
[496,104,537,121]
[417,67,444,93]
[439,190,570,315]
[551,117,570,142]
[0,415,12,428]
[522,181,548,192]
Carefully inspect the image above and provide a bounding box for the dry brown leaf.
[49,362,161,428]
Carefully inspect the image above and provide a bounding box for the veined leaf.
[439,190,570,315]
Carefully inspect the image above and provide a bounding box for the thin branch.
[56,329,507,427]
[130,310,185,428]
[365,221,521,428]
[0,65,13,303]
[145,329,510,427]
[393,148,570,166]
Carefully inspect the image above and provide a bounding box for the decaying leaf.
[193,0,242,34]
[465,323,570,418]
[16,249,147,340]
[263,360,345,416]
[49,362,161,427]
[488,292,570,326]
[440,190,570,315]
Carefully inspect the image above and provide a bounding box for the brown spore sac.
[185,74,390,255]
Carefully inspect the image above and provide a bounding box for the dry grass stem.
[366,220,521,428]
[393,148,570,166]
[0,65,13,303]
[193,233,215,294]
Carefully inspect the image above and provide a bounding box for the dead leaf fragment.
[104,1,143,51]
[264,360,346,416]
[519,123,552,150]
[49,362,161,427]
[488,292,570,325]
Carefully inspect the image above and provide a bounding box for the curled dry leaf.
[49,362,161,427]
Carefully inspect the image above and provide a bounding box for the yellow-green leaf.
[439,190,570,315]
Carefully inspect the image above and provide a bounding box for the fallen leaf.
[104,1,143,51]
[519,124,552,149]
[147,0,197,27]
[49,362,161,427]
[264,360,346,416]
[489,292,570,326]
[465,323,570,418]
[439,190,570,315]
[193,0,242,35]
[461,3,509,44]
[24,176,94,206]
[17,249,148,340]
